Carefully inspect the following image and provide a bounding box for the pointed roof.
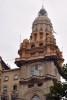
[0,57,10,70]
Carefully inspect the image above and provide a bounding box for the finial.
[42,0,44,8]
[38,0,47,16]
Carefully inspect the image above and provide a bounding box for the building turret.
[15,7,64,100]
[15,7,64,66]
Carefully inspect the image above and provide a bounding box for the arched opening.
[31,95,40,100]
[31,44,35,48]
[39,32,43,39]
[39,43,43,47]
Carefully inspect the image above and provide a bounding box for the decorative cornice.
[19,74,57,84]
[15,55,58,67]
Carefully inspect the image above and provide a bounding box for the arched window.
[31,44,35,48]
[31,95,40,100]
[39,43,43,47]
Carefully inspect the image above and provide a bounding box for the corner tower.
[15,7,64,100]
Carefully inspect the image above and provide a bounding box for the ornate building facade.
[0,7,64,100]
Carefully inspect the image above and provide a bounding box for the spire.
[42,0,44,8]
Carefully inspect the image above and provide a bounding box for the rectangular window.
[3,86,7,92]
[13,85,17,91]
[1,96,8,100]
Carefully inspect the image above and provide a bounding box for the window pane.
[35,65,38,70]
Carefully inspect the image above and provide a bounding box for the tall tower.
[15,7,64,100]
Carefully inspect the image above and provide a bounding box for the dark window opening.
[31,53,35,56]
[28,84,34,88]
[46,33,49,36]
[31,44,35,48]
[30,36,32,39]
[11,95,18,100]
[39,43,43,47]
[38,83,43,87]
[1,96,8,100]
[13,85,17,91]
[39,51,44,54]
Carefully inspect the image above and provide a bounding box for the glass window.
[31,95,40,100]
[14,75,19,80]
[3,86,7,92]
[31,64,42,76]
[4,76,9,81]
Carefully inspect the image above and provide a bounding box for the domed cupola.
[32,7,52,33]
[38,7,48,16]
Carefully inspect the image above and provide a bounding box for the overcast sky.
[0,0,67,68]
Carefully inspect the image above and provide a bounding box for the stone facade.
[0,7,64,100]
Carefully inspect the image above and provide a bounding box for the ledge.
[19,74,57,84]
[15,55,58,67]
